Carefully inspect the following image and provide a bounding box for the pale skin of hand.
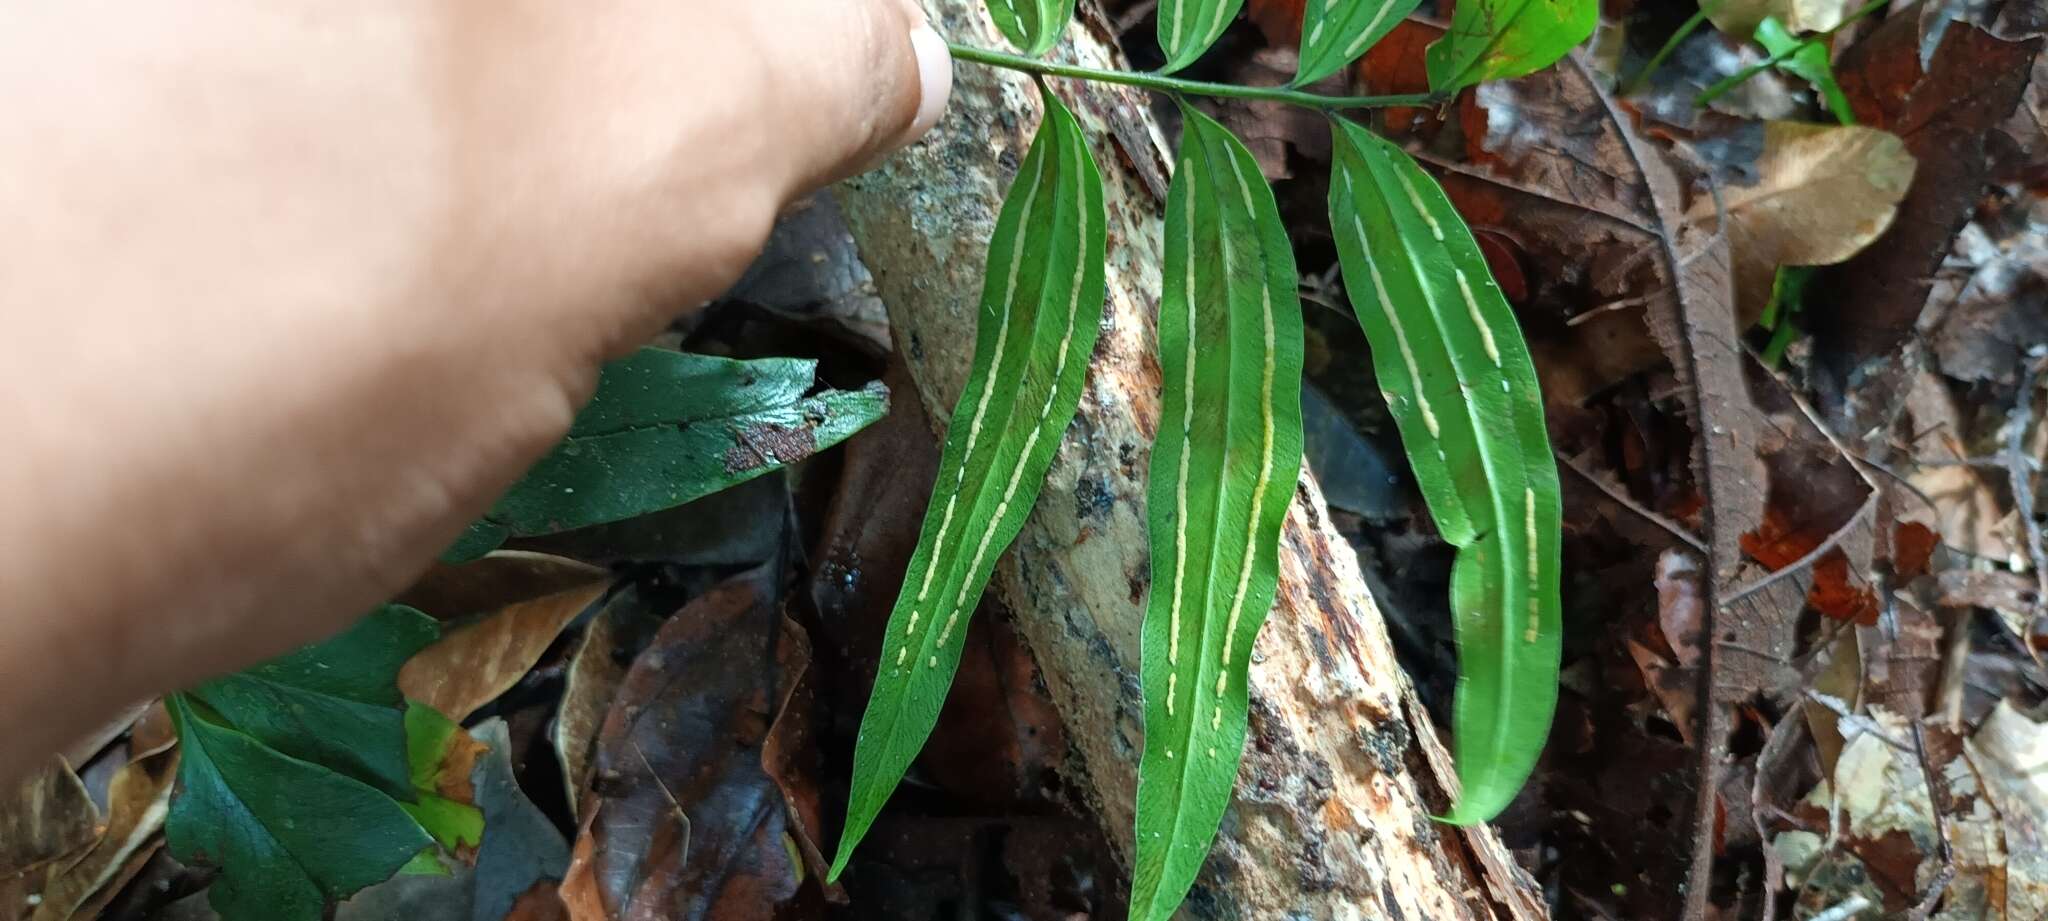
[0,0,951,781]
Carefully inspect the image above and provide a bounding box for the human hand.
[0,0,950,779]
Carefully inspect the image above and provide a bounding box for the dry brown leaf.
[1799,630,1861,778]
[1894,521,1939,578]
[1707,0,1860,42]
[1967,702,2048,918]
[551,588,672,812]
[1906,369,2017,562]
[0,760,97,881]
[556,812,605,921]
[394,550,607,622]
[400,580,608,722]
[1691,121,1916,322]
[1815,22,2043,357]
[569,565,812,920]
[30,736,177,921]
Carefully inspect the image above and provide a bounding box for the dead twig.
[1725,494,1877,605]
[1559,451,1710,553]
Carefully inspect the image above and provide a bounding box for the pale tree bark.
[835,3,1549,917]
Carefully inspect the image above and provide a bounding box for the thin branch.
[1695,0,1891,106]
[1725,493,1877,605]
[1559,451,1710,553]
[948,42,1442,110]
[1621,3,1717,95]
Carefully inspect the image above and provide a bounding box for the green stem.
[1695,0,1888,106]
[947,42,1441,110]
[1622,3,1716,96]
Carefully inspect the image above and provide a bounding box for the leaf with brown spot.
[450,348,887,560]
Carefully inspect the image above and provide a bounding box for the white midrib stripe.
[1204,0,1234,50]
[1375,147,1522,788]
[1454,269,1504,367]
[1212,144,1281,709]
[909,139,1051,621]
[1524,487,1541,644]
[1166,154,1199,718]
[1341,168,1440,438]
[1342,0,1402,57]
[936,126,1095,652]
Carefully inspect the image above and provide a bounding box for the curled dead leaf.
[400,576,610,722]
[1690,121,1916,324]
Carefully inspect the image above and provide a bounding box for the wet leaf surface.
[569,564,814,920]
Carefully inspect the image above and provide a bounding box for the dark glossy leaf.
[186,605,439,799]
[1131,103,1306,921]
[166,606,450,921]
[833,86,1107,880]
[451,348,887,558]
[166,695,432,921]
[1328,119,1560,823]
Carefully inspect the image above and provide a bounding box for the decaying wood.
[834,3,1544,918]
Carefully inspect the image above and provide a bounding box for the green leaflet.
[166,606,443,921]
[444,348,887,562]
[400,702,485,854]
[1131,104,1305,921]
[1423,0,1597,92]
[830,85,1107,880]
[1293,0,1424,87]
[985,0,1078,55]
[1158,0,1248,73]
[1327,119,1560,824]
[1754,17,1854,125]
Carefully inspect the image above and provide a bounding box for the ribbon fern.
[1329,120,1562,822]
[1131,101,1307,921]
[830,82,1108,880]
[834,0,1590,917]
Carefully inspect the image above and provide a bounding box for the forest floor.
[6,0,2047,918]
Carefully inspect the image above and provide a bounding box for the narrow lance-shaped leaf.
[1131,103,1305,921]
[1327,118,1560,823]
[1293,0,1425,87]
[830,84,1107,880]
[985,0,1079,56]
[1158,0,1248,73]
[1423,0,1597,92]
